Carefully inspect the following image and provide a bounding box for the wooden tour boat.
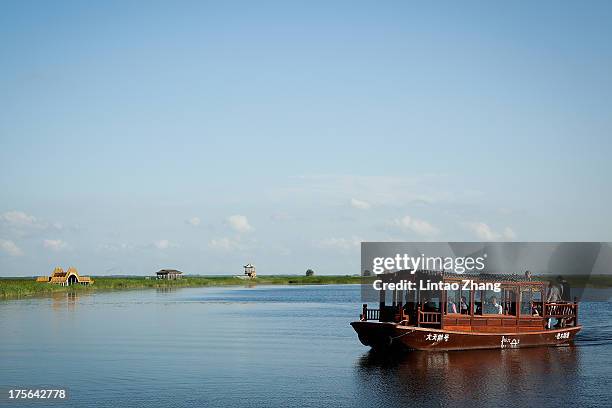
[351,270,581,351]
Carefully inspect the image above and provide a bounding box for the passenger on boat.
[557,276,571,301]
[486,297,503,314]
[531,303,540,316]
[525,270,532,281]
[556,276,572,327]
[546,281,562,328]
[447,300,457,314]
[547,281,562,302]
[460,296,469,314]
[422,297,439,312]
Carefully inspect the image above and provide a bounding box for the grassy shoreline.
[1,274,611,300]
[0,275,365,300]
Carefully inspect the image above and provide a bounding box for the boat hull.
[350,321,582,351]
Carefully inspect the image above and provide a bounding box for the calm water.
[1,285,611,408]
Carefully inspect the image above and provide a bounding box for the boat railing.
[543,301,578,323]
[417,308,441,326]
[360,304,380,321]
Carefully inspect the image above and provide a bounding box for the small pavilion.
[36,267,93,286]
[244,263,256,278]
[156,269,183,280]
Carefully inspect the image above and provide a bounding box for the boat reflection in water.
[355,346,584,407]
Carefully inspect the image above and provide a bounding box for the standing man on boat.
[546,281,562,328]
[557,275,572,327]
[557,275,571,301]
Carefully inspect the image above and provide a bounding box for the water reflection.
[51,291,81,310]
[355,347,581,407]
[156,287,177,294]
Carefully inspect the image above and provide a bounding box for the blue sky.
[1,1,611,276]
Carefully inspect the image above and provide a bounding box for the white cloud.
[463,222,516,241]
[227,215,252,233]
[0,210,63,235]
[467,222,497,241]
[43,239,69,251]
[315,237,362,250]
[392,216,439,236]
[186,217,201,226]
[208,237,239,251]
[1,210,37,227]
[350,198,371,210]
[0,239,23,256]
[153,239,177,250]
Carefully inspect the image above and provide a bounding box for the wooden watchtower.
[244,263,256,279]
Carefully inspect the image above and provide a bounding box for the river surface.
[1,285,611,408]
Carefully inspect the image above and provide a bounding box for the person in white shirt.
[547,281,563,328]
[489,296,503,314]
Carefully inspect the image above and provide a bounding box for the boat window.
[521,287,542,316]
[446,288,460,314]
[403,287,417,314]
[384,289,394,306]
[533,289,542,303]
[420,290,440,313]
[483,289,503,314]
[445,286,470,315]
[502,288,517,316]
[460,288,471,315]
[520,288,533,316]
[474,290,483,315]
[533,289,543,315]
[404,286,417,309]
